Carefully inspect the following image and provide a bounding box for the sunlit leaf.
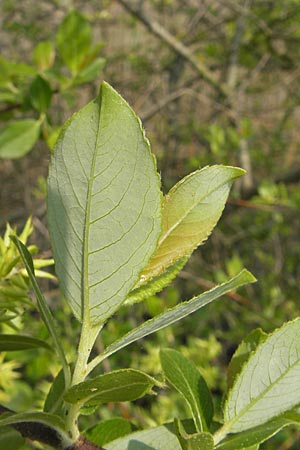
[224,318,300,432]
[64,368,160,406]
[137,165,245,286]
[47,82,162,325]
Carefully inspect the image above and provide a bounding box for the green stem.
[213,423,231,446]
[66,321,101,440]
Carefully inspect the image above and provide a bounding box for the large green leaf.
[137,165,245,286]
[87,269,256,374]
[47,82,161,325]
[224,318,300,433]
[64,368,160,406]
[0,334,52,351]
[0,120,40,159]
[160,349,213,432]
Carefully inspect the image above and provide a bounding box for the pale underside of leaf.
[47,82,162,324]
[138,166,245,286]
[224,318,300,433]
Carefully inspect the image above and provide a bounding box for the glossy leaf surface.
[47,82,161,324]
[64,368,160,406]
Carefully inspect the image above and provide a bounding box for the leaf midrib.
[226,342,300,431]
[158,170,230,247]
[82,98,101,324]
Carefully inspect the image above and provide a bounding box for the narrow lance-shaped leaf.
[215,413,300,450]
[47,82,161,325]
[160,349,213,432]
[224,318,300,433]
[136,165,245,287]
[0,334,52,352]
[87,269,256,374]
[64,368,161,406]
[11,237,71,387]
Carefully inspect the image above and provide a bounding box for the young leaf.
[137,165,245,286]
[0,334,52,351]
[56,9,92,74]
[64,368,160,406]
[88,269,256,374]
[47,81,162,325]
[224,318,300,433]
[11,237,71,387]
[227,328,267,390]
[84,418,132,447]
[0,120,40,159]
[160,349,213,432]
[0,411,72,449]
[126,257,188,306]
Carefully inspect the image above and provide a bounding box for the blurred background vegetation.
[0,1,300,448]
